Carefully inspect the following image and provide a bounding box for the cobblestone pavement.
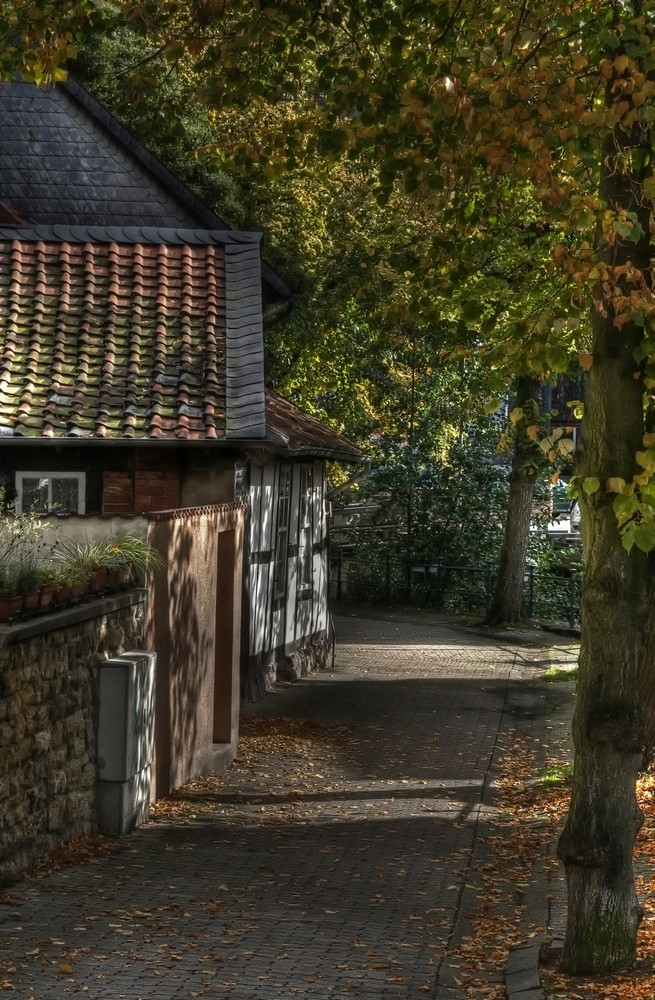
[0,611,576,999]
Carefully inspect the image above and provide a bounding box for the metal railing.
[329,550,580,627]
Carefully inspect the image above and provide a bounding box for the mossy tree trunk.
[638,581,655,769]
[557,99,653,974]
[484,376,541,626]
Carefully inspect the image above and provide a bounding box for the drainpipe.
[326,457,372,500]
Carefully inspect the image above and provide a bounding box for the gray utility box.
[97,651,156,835]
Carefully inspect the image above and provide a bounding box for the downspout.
[326,457,372,500]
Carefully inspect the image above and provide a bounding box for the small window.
[298,463,313,589]
[273,464,291,599]
[15,472,86,515]
[234,460,249,501]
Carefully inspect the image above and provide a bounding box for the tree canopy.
[8,0,655,976]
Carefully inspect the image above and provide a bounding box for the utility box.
[97,651,156,835]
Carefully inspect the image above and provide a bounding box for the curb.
[504,644,577,1000]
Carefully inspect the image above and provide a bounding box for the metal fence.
[329,550,581,627]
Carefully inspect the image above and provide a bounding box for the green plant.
[0,487,57,596]
[546,665,579,683]
[55,533,165,585]
[100,534,165,582]
[540,762,574,788]
[54,538,109,582]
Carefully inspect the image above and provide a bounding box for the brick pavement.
[0,611,575,999]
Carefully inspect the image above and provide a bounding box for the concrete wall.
[39,515,149,550]
[0,593,146,886]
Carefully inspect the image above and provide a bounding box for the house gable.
[0,78,290,303]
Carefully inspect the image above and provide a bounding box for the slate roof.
[0,80,361,462]
[0,78,290,301]
[0,228,266,441]
[265,390,362,463]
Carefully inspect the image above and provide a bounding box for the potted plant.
[54,538,103,595]
[38,569,58,612]
[54,533,165,596]
[100,534,165,590]
[0,565,23,622]
[17,564,43,617]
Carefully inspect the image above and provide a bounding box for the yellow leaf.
[579,351,593,370]
[606,477,627,494]
[526,424,540,440]
[644,433,655,447]
[558,438,575,455]
[509,406,524,425]
[59,964,73,975]
[614,54,630,74]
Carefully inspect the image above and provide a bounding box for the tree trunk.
[557,87,652,972]
[638,584,655,770]
[557,310,649,972]
[484,375,541,625]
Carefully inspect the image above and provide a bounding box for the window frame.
[272,463,292,600]
[14,471,86,515]
[297,462,314,591]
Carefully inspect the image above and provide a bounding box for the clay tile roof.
[265,389,362,463]
[0,237,229,440]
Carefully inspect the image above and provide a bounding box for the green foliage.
[540,762,574,788]
[0,489,56,596]
[56,533,165,584]
[362,438,509,567]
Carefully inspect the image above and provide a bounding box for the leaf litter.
[5,661,655,998]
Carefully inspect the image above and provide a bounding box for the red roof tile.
[0,238,227,439]
[265,389,362,463]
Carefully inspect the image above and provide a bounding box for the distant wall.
[0,594,145,886]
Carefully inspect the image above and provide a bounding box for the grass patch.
[540,762,574,788]
[546,665,578,683]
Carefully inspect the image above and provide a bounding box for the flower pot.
[89,569,108,595]
[70,582,88,604]
[54,585,72,609]
[39,585,55,612]
[21,590,40,617]
[0,594,24,623]
[107,567,134,592]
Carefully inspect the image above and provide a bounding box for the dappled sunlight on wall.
[147,503,246,797]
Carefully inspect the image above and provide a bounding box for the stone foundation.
[0,593,145,885]
[263,635,332,689]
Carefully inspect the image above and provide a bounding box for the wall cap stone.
[0,589,147,649]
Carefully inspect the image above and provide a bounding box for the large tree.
[15,0,655,974]
[111,1,655,973]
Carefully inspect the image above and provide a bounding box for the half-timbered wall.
[245,457,330,698]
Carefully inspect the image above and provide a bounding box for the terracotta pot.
[53,585,72,608]
[21,590,40,617]
[39,585,55,612]
[0,594,24,623]
[89,569,108,594]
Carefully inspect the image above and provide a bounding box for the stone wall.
[0,593,145,886]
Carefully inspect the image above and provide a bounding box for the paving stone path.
[0,610,575,999]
